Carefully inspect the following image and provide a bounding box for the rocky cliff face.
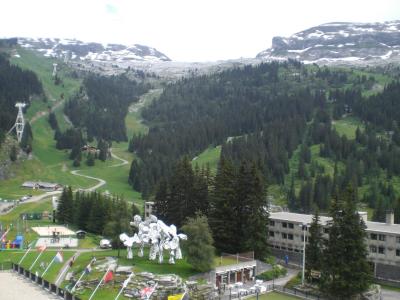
[257,21,400,65]
[17,37,171,62]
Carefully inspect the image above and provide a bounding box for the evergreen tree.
[9,145,17,162]
[287,175,298,211]
[239,162,269,259]
[166,157,194,227]
[57,186,74,224]
[131,202,141,218]
[103,198,131,256]
[98,139,108,161]
[320,186,372,299]
[209,157,237,253]
[20,122,33,153]
[153,178,170,220]
[305,210,323,281]
[86,152,95,166]
[182,214,215,272]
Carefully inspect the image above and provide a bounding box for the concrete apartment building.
[268,211,400,282]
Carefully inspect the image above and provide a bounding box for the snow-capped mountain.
[17,37,170,62]
[257,21,400,65]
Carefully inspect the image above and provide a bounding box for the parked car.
[99,239,112,249]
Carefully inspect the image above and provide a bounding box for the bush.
[256,264,287,281]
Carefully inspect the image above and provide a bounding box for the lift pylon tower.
[14,103,26,142]
[52,63,58,77]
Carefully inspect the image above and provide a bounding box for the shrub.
[256,264,287,281]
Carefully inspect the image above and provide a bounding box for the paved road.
[0,271,59,300]
[382,288,400,300]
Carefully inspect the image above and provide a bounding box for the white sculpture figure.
[131,215,153,257]
[164,225,187,264]
[148,222,160,261]
[119,233,136,259]
[124,214,187,264]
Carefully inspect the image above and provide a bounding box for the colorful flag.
[168,293,184,300]
[84,264,92,274]
[140,284,157,299]
[104,270,113,283]
[36,244,46,252]
[55,251,63,263]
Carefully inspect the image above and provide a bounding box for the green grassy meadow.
[192,145,221,173]
[1,48,159,203]
[0,197,53,243]
[332,116,363,140]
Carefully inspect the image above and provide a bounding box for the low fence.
[0,261,13,270]
[11,262,82,300]
[222,284,323,300]
[274,285,323,300]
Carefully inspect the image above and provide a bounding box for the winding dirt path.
[110,149,129,167]
[70,170,106,192]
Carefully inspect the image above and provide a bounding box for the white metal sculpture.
[52,63,58,77]
[120,214,187,264]
[8,102,26,142]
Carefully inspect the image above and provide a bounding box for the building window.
[302,236,308,242]
[378,247,385,254]
[288,234,294,240]
[288,247,293,252]
[396,237,400,243]
[379,234,386,241]
[282,233,287,239]
[270,220,275,226]
[282,222,287,228]
[281,246,287,250]
[370,246,377,253]
[370,233,377,240]
[396,249,400,257]
[288,223,294,229]
[269,231,275,237]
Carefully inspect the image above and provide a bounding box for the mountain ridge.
[16,37,171,62]
[257,20,400,65]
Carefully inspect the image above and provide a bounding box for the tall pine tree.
[305,209,323,281]
[320,186,372,299]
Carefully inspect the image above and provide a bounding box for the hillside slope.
[257,20,400,65]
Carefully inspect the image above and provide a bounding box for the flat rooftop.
[31,226,75,236]
[270,211,400,235]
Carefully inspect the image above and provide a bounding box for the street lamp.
[255,286,260,300]
[299,223,309,286]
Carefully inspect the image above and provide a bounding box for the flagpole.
[29,249,45,270]
[71,258,96,293]
[0,228,10,241]
[41,255,57,278]
[88,266,111,300]
[114,272,134,300]
[71,270,86,293]
[18,247,31,265]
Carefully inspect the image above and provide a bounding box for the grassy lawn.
[332,116,363,140]
[247,291,301,300]
[62,248,197,299]
[192,145,221,173]
[6,249,75,282]
[214,256,240,267]
[11,48,81,103]
[0,197,53,243]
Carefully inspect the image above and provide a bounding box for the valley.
[0,48,152,206]
[1,12,400,300]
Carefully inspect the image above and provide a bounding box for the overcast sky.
[2,0,400,61]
